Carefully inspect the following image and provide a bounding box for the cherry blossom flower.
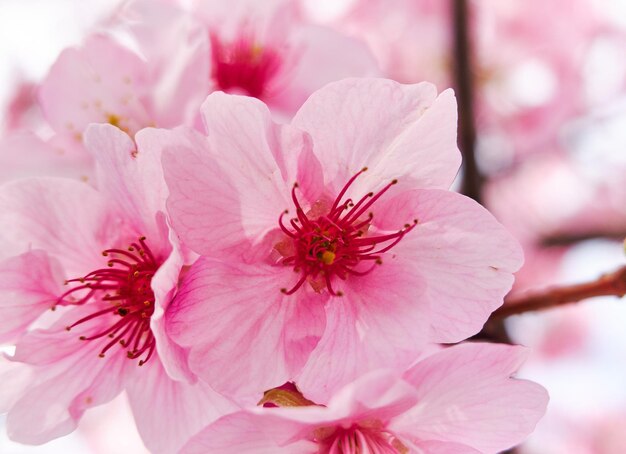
[181,343,548,453]
[38,17,205,155]
[0,124,233,453]
[35,0,378,163]
[174,0,380,116]
[159,78,523,402]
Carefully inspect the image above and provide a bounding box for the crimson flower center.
[278,168,417,296]
[314,423,408,454]
[210,33,282,99]
[58,236,159,366]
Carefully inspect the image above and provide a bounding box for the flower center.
[210,33,282,99]
[277,168,417,296]
[58,237,158,366]
[314,423,408,454]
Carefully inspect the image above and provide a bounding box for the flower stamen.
[58,237,159,365]
[277,169,417,296]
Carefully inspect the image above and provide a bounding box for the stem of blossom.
[541,231,626,247]
[492,265,626,318]
[452,0,483,204]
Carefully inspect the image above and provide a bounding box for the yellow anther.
[321,251,336,265]
[106,114,121,128]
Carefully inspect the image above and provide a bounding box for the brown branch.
[541,231,626,247]
[491,265,626,319]
[452,0,483,204]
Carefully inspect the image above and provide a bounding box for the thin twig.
[541,231,626,247]
[452,0,483,203]
[492,265,626,319]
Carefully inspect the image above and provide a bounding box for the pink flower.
[181,343,548,453]
[33,0,209,164]
[0,124,233,453]
[183,0,380,116]
[37,0,378,160]
[159,78,523,402]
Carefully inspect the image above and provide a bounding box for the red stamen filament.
[58,237,158,366]
[314,423,408,453]
[278,169,417,296]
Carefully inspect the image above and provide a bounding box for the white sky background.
[0,0,124,112]
[0,0,625,453]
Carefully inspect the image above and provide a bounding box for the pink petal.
[0,132,93,183]
[126,359,237,454]
[295,140,324,203]
[183,371,418,453]
[411,440,482,454]
[320,369,419,423]
[297,258,429,403]
[0,355,32,413]
[163,93,311,256]
[39,34,151,137]
[0,178,118,275]
[149,224,195,382]
[6,307,130,444]
[118,0,210,127]
[0,250,63,343]
[191,0,300,43]
[377,188,524,343]
[84,124,168,241]
[291,78,461,194]
[270,25,380,113]
[391,343,549,453]
[181,411,315,454]
[165,257,325,401]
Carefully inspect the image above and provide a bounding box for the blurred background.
[1,0,625,452]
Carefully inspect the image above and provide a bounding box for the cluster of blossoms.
[0,0,556,452]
